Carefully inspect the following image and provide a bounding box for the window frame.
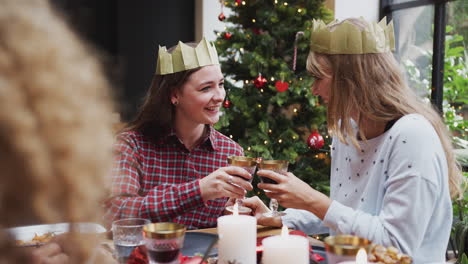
[380,0,449,113]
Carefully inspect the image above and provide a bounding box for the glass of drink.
[258,160,289,217]
[143,222,186,264]
[112,218,151,264]
[225,156,257,215]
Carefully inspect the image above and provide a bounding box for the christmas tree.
[214,0,334,198]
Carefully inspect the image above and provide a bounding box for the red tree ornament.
[307,131,324,150]
[223,32,232,40]
[251,28,261,35]
[223,99,231,108]
[275,81,289,92]
[253,74,267,88]
[235,0,242,5]
[218,12,226,21]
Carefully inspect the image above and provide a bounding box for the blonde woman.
[244,17,463,263]
[0,0,115,263]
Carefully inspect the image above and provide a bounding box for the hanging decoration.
[275,81,289,92]
[307,131,324,150]
[224,32,232,40]
[253,74,267,88]
[223,99,232,108]
[218,0,226,21]
[292,31,305,71]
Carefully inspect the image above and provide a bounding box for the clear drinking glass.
[225,156,257,215]
[112,218,151,264]
[258,160,289,217]
[143,222,186,264]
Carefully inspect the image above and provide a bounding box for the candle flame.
[281,225,289,237]
[233,202,239,216]
[356,248,368,264]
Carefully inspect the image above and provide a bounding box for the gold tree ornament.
[310,17,395,54]
[156,37,220,75]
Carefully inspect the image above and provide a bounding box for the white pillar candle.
[262,226,309,264]
[217,204,257,264]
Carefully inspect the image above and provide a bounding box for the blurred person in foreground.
[0,0,115,263]
[243,17,464,263]
[106,38,253,230]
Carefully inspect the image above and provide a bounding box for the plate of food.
[7,222,107,247]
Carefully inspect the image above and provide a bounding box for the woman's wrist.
[306,190,332,220]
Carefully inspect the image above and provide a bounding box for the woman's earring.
[173,101,179,106]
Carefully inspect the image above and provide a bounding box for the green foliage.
[460,253,468,264]
[214,0,333,199]
[454,216,468,262]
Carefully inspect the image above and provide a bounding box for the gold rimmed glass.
[258,160,289,217]
[324,235,371,264]
[143,222,186,264]
[225,156,257,214]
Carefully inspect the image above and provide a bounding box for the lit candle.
[337,248,368,264]
[217,203,257,264]
[261,225,309,264]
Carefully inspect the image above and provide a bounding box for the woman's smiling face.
[172,64,225,126]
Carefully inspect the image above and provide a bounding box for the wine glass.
[225,156,257,214]
[258,159,289,217]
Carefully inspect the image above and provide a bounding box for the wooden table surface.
[188,225,324,247]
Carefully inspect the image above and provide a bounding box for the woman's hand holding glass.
[257,169,332,220]
[257,160,288,217]
[225,156,257,212]
[199,166,253,202]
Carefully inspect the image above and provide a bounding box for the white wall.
[196,0,233,41]
[334,0,380,22]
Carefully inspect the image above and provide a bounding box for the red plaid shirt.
[106,126,243,229]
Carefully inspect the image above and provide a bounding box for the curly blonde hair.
[0,0,114,261]
[307,18,463,199]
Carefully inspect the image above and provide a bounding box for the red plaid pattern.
[106,126,243,229]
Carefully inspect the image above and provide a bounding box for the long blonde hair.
[306,18,463,199]
[0,0,114,261]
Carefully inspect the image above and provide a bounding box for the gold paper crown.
[310,17,395,54]
[156,37,219,75]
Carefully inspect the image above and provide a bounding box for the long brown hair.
[306,18,463,199]
[125,44,203,138]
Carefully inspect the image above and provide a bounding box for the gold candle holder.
[324,235,371,264]
[143,222,186,239]
[143,223,187,264]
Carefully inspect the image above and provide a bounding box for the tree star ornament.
[254,74,267,88]
[307,131,324,150]
[275,81,289,92]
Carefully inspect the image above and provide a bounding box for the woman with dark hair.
[107,39,253,229]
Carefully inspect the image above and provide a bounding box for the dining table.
[188,225,325,247]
